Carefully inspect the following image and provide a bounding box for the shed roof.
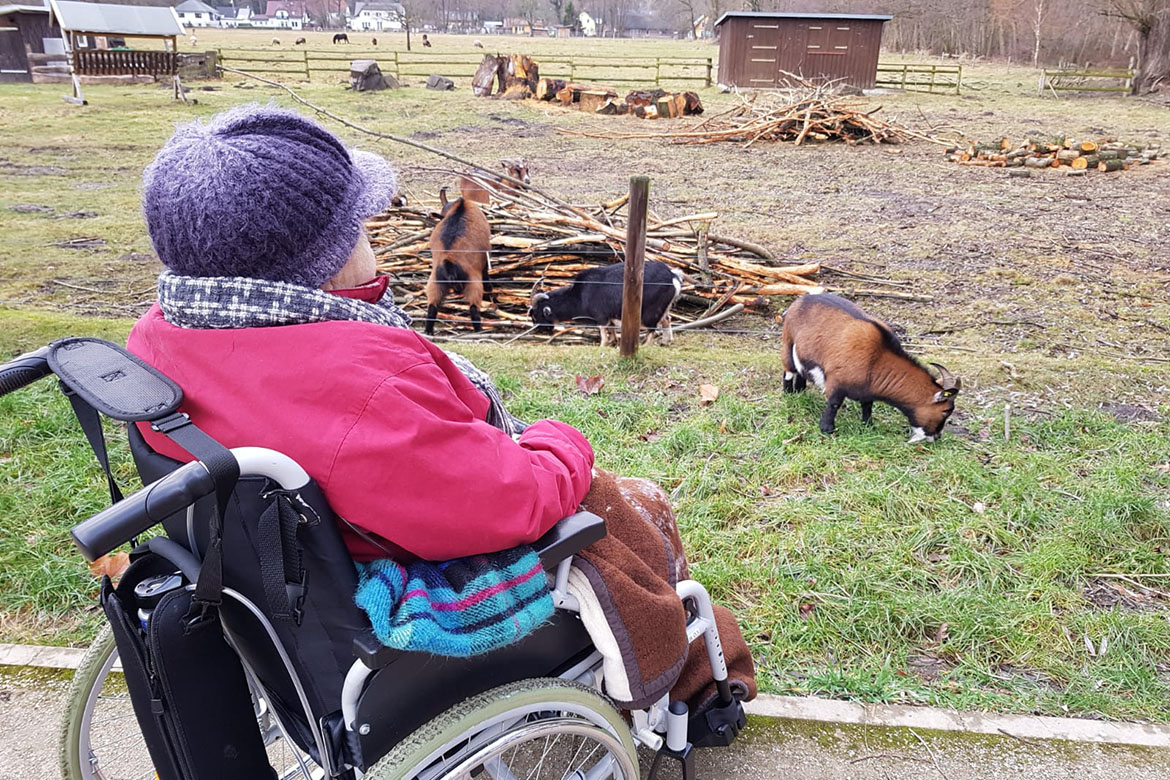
[49,0,184,35]
[715,11,892,26]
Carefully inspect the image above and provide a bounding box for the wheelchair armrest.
[352,512,607,670]
[534,511,606,569]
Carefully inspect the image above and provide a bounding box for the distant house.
[347,0,402,31]
[213,5,237,26]
[577,10,595,36]
[481,18,502,34]
[622,13,675,38]
[175,0,222,27]
[502,16,530,35]
[257,0,306,28]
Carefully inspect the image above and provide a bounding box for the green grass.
[3,311,1167,719]
[1,53,1169,721]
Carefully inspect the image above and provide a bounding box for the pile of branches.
[560,83,929,148]
[946,136,1161,174]
[366,171,828,337]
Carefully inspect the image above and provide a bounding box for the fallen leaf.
[575,374,604,396]
[933,623,949,644]
[1155,462,1170,473]
[89,552,130,580]
[595,408,608,419]
[698,384,720,405]
[637,430,660,443]
[798,602,816,619]
[718,420,727,434]
[973,501,986,514]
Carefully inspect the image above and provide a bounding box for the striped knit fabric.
[355,547,553,657]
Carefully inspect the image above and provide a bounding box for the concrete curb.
[5,642,1169,750]
[746,695,1170,749]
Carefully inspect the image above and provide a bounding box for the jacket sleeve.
[324,362,594,561]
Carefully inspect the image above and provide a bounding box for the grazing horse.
[333,32,349,43]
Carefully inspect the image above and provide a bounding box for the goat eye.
[543,306,552,317]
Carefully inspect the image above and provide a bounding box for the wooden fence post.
[620,176,650,358]
[303,48,310,80]
[705,57,712,87]
[655,58,661,86]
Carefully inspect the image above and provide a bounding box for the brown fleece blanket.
[569,469,757,711]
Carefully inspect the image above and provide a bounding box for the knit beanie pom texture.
[143,104,397,289]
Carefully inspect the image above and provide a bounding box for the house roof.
[0,3,50,13]
[354,0,400,12]
[715,11,892,26]
[264,0,303,16]
[176,0,217,13]
[49,0,184,35]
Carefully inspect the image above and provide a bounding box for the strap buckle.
[150,412,192,435]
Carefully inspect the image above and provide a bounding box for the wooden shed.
[714,11,891,90]
[0,4,58,83]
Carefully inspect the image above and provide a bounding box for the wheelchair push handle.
[71,460,217,562]
[0,346,51,397]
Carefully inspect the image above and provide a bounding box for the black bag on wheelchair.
[100,551,277,780]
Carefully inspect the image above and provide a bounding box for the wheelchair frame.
[4,338,744,780]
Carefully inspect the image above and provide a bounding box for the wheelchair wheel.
[366,678,638,780]
[59,624,321,780]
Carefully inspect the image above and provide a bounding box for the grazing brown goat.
[425,187,491,335]
[781,293,961,442]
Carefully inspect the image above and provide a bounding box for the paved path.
[4,667,1169,780]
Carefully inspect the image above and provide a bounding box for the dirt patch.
[8,204,53,214]
[1099,402,1161,424]
[119,251,158,265]
[1084,579,1167,612]
[49,211,98,220]
[907,655,953,682]
[0,161,68,176]
[50,237,106,250]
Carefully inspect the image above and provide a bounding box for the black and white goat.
[529,261,684,346]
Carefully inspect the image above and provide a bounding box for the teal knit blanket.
[355,547,553,657]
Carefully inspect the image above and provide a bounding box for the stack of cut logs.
[364,172,836,335]
[533,80,703,118]
[945,137,1161,173]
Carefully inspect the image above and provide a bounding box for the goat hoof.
[819,423,836,435]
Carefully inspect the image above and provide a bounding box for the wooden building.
[0,4,58,83]
[714,11,891,90]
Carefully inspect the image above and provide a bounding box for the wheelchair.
[1,337,746,780]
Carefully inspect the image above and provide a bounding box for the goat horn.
[930,362,961,391]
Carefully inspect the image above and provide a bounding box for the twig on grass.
[908,728,951,780]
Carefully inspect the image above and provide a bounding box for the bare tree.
[1031,0,1048,65]
[1106,0,1170,91]
[677,0,699,38]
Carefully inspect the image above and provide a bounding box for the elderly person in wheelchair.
[35,105,757,780]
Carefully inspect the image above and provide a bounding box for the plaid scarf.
[355,548,552,657]
[156,271,524,434]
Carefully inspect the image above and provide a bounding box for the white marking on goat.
[791,347,805,376]
[809,367,826,390]
[908,426,936,443]
[784,371,795,381]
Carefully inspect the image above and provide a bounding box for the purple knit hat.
[142,104,397,288]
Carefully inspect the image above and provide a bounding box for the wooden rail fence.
[74,49,178,76]
[1039,68,1132,95]
[874,62,961,94]
[216,48,713,87]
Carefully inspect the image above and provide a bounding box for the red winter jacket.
[127,304,594,562]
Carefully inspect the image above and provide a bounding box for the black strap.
[62,384,124,505]
[256,492,305,622]
[151,412,240,610]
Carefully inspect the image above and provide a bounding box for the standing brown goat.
[781,293,961,442]
[425,187,491,335]
[454,159,530,206]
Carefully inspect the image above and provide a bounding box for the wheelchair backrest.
[130,425,369,736]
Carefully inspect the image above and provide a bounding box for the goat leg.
[469,305,482,332]
[819,389,845,435]
[425,303,440,336]
[860,401,874,425]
